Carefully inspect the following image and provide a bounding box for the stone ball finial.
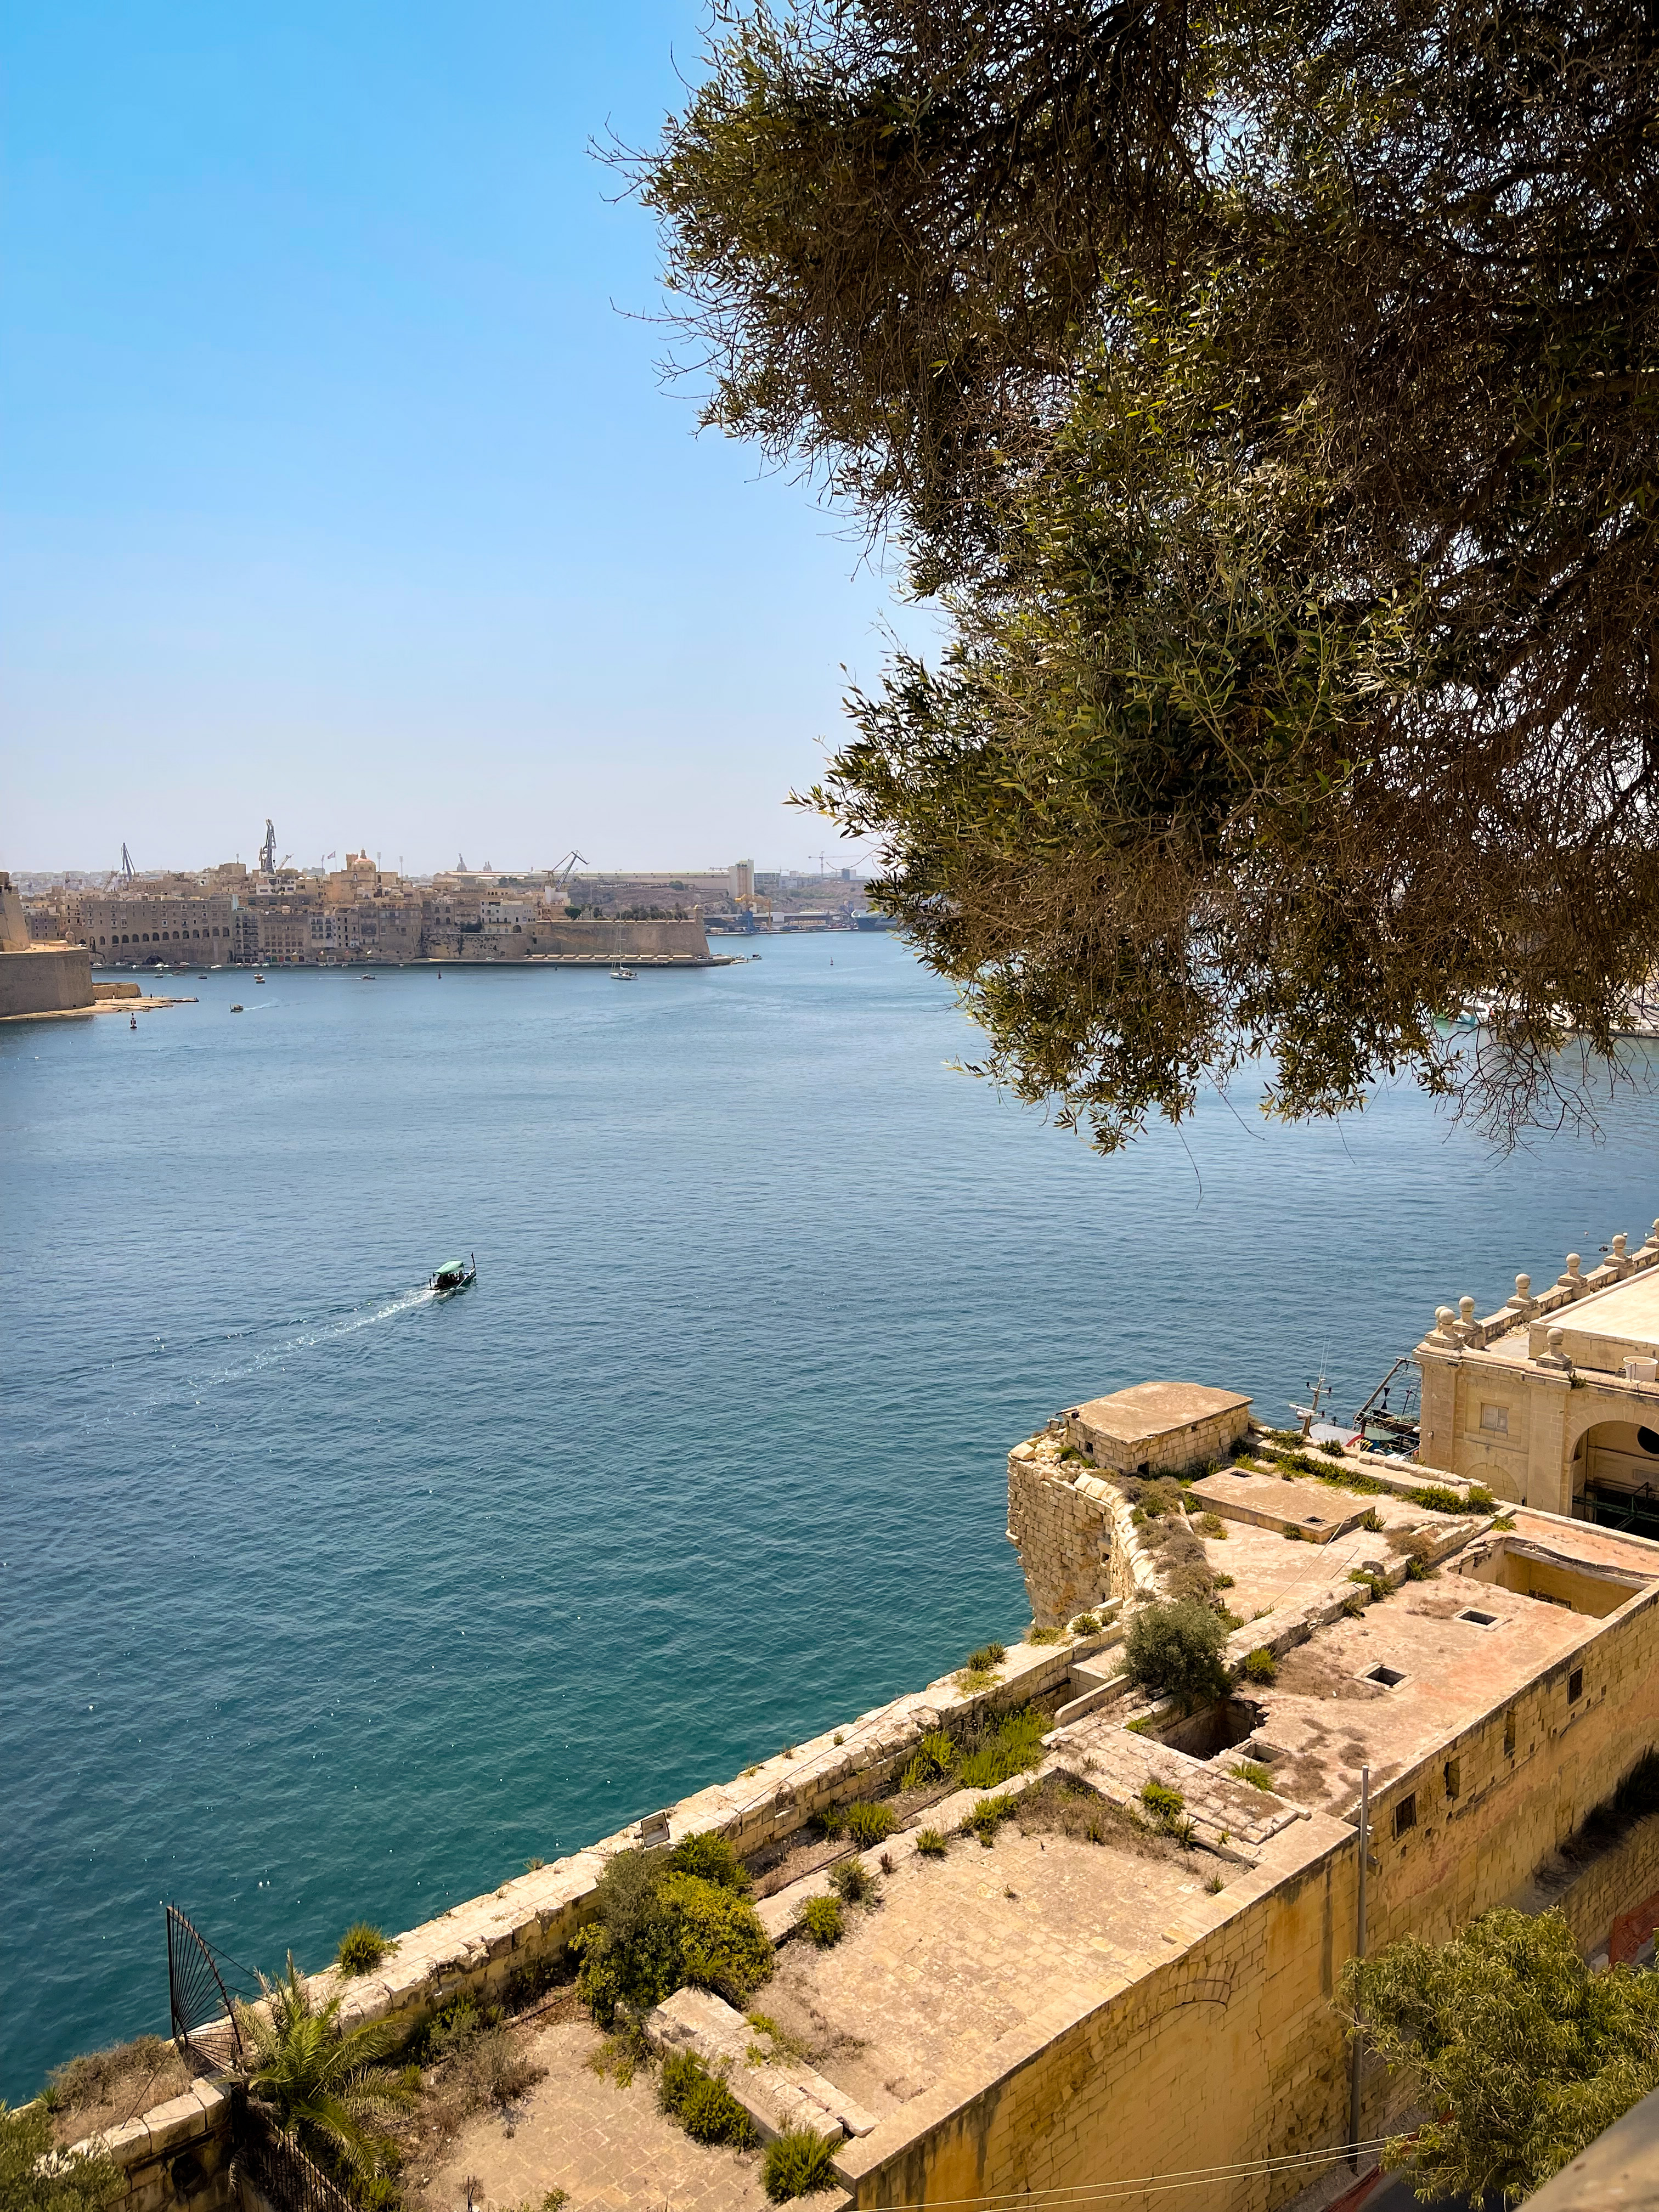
[1548,1325,1565,1350]
[1613,1233,1629,1257]
[1516,1274,1532,1297]
[1459,1295,1475,1323]
[1435,1306,1457,1338]
[1566,1254,1581,1277]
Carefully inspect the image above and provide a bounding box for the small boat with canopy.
[429,1254,477,1296]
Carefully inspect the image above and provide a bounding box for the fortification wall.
[1006,1440,1177,1626]
[72,2082,236,2212]
[0,944,93,1018]
[453,917,713,962]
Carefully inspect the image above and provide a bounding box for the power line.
[856,2140,1391,2212]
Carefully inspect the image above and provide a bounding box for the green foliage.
[956,1706,1047,1791]
[761,2126,839,2202]
[808,1805,847,1841]
[1239,1648,1278,1686]
[1070,1613,1101,1634]
[237,1955,413,2186]
[830,1859,877,1905]
[1197,1513,1227,1538]
[1211,1572,1234,1589]
[1026,1624,1067,1645]
[572,1852,773,2028]
[963,1793,1017,1846]
[1466,1486,1498,1512]
[1137,1481,1180,1518]
[1407,1485,1469,1515]
[915,1827,947,1858]
[1348,1569,1389,1601]
[1139,1781,1185,1825]
[843,1801,896,1849]
[657,2052,757,2148]
[335,1923,391,1977]
[667,1831,751,1893]
[1234,1761,1275,1791]
[1406,1555,1434,1582]
[1345,1908,1659,2204]
[899,1728,957,1792]
[1360,1509,1385,1533]
[795,1895,845,1948]
[0,2103,120,2212]
[1122,1601,1231,1712]
[966,1643,1007,1673]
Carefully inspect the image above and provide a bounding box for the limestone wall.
[1007,1437,1189,1627]
[69,2082,235,2212]
[299,1629,1112,2047]
[0,944,93,1018]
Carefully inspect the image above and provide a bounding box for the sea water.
[4,933,1658,2095]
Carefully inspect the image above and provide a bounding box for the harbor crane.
[259,820,277,874]
[120,843,136,883]
[548,849,586,899]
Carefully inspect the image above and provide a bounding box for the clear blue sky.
[1,4,934,876]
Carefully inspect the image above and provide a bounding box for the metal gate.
[232,2095,357,2212]
[165,1903,245,2071]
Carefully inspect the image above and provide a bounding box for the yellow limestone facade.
[1417,1214,1659,1526]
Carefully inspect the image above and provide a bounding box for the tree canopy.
[634,0,1659,1147]
[1344,1906,1659,2204]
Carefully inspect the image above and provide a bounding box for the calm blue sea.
[5,934,1658,2096]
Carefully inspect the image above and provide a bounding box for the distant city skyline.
[1,3,936,876]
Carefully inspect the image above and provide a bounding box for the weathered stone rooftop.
[1068,1380,1251,1446]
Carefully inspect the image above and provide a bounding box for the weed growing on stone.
[964,1793,1018,1847]
[762,2125,839,2201]
[809,1805,848,1840]
[1026,1625,1068,1645]
[1406,1555,1435,1581]
[1125,1716,1156,1735]
[1361,1509,1385,1532]
[966,1641,1007,1673]
[1198,1513,1228,1538]
[1234,1760,1276,1791]
[956,1706,1047,1791]
[745,2012,811,2066]
[953,1667,997,1693]
[335,1923,392,1976]
[795,1895,845,1948]
[1070,1612,1101,1634]
[524,1857,545,1874]
[585,2028,644,2089]
[1282,1523,1305,1542]
[1407,1484,1468,1515]
[1239,1647,1278,1685]
[830,1860,877,1906]
[844,1801,897,1849]
[899,1728,957,1792]
[1212,1571,1235,1589]
[657,2051,757,2148]
[1205,1874,1226,1894]
[915,1827,947,1857]
[1139,1780,1186,1826]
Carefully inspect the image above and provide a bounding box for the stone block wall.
[71,2083,236,2212]
[0,945,93,1018]
[1007,1438,1169,1627]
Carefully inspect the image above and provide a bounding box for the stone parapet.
[64,2081,234,2212]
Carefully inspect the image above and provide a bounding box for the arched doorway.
[1571,1419,1659,1538]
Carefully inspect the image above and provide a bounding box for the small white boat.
[610,966,637,981]
[230,1003,244,1013]
[255,974,266,985]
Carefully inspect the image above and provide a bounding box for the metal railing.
[233,2095,357,2212]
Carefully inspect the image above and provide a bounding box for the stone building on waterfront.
[1417,1220,1659,1538]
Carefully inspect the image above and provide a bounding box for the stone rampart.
[67,2083,235,2212]
[0,944,93,1019]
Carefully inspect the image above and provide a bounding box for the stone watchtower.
[1007,1381,1252,1627]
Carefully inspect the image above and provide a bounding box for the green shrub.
[964,1793,1017,1846]
[657,2051,757,2147]
[1212,1571,1235,1589]
[1406,1555,1434,1581]
[795,1895,845,1948]
[1234,1760,1276,1791]
[1407,1483,1468,1515]
[1361,1508,1385,1532]
[1,2103,120,2212]
[844,1801,896,1849]
[1140,1780,1185,1825]
[1138,1480,1180,1517]
[1026,1624,1068,1645]
[915,1827,947,1858]
[762,2126,839,2202]
[1466,1485,1498,1511]
[808,1804,848,1840]
[831,1859,877,1905]
[1198,1512,1228,1538]
[668,1831,751,1893]
[1282,1523,1305,1542]
[1122,1601,1231,1711]
[966,1641,1007,1672]
[335,1922,391,1976]
[899,1728,957,1792]
[956,1706,1047,1790]
[1239,1646,1278,1685]
[1070,1612,1101,1634]
[1348,1568,1389,1600]
[572,1853,774,2027]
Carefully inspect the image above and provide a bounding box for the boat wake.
[124,1283,442,1412]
